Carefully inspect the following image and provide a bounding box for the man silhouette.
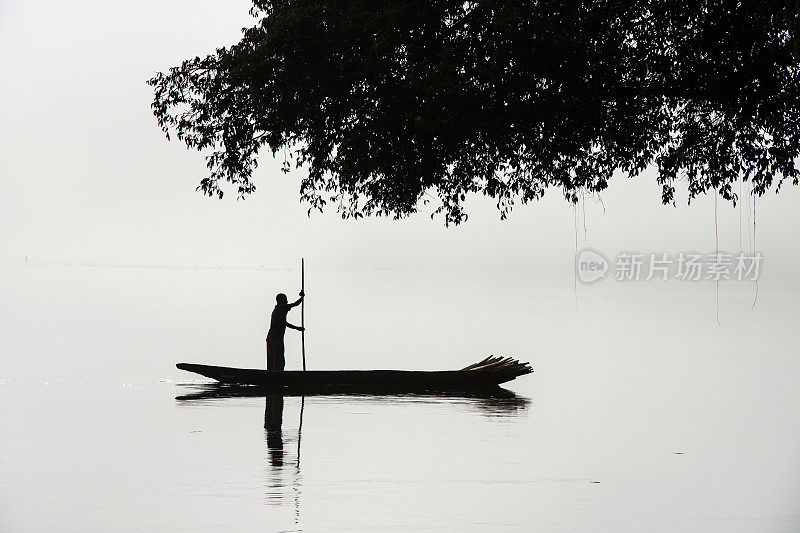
[266,291,304,371]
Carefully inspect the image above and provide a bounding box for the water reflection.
[265,394,284,467]
[176,384,531,417]
[263,393,305,520]
[176,384,530,517]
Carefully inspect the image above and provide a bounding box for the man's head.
[276,293,288,305]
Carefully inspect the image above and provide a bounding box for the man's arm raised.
[290,291,305,308]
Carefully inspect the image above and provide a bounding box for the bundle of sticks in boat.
[461,356,533,376]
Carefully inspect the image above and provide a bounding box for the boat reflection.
[176,383,531,417]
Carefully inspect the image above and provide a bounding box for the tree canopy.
[148,0,800,224]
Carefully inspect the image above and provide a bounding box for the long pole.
[301,258,306,371]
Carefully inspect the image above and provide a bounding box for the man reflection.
[265,394,284,467]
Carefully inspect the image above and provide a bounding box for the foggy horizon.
[2,0,799,279]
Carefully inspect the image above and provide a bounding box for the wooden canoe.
[176,356,532,392]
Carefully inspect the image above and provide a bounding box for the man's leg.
[277,338,285,371]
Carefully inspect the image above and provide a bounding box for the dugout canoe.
[176,356,532,391]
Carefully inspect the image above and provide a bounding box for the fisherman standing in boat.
[266,291,304,371]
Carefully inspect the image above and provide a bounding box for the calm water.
[1,264,799,531]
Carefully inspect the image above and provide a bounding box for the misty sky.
[1,0,799,279]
